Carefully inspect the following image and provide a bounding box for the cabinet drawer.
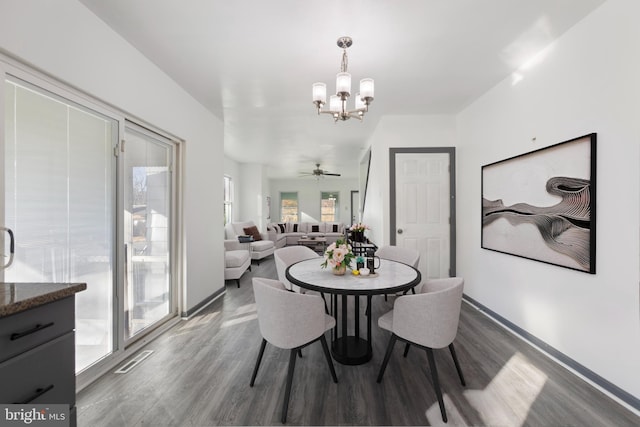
[0,297,74,363]
[0,332,75,405]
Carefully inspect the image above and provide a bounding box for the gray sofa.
[267,222,347,248]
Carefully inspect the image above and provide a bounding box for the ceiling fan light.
[360,78,374,100]
[312,82,327,104]
[336,72,351,97]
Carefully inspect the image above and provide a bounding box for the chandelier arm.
[345,105,369,114]
[346,112,363,121]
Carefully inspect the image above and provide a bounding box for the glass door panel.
[3,79,116,372]
[124,126,173,341]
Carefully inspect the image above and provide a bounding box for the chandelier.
[312,36,374,122]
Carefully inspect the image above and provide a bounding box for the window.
[224,175,233,225]
[321,192,339,222]
[280,192,298,222]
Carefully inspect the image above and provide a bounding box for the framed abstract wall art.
[481,133,596,274]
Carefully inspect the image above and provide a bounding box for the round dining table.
[286,258,421,365]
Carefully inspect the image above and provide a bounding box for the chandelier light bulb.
[336,72,351,97]
[355,93,365,110]
[312,82,327,104]
[329,95,341,113]
[360,78,374,100]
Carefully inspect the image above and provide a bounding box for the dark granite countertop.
[0,282,87,317]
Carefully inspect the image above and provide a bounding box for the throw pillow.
[293,224,298,232]
[243,226,262,241]
[277,223,286,233]
[332,224,339,232]
[311,224,320,232]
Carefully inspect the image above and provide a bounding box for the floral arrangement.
[350,222,370,232]
[321,238,355,271]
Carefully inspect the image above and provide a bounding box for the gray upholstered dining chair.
[274,246,321,293]
[376,277,465,423]
[250,277,338,424]
[375,245,420,299]
[375,245,420,269]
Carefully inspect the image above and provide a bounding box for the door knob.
[397,228,403,234]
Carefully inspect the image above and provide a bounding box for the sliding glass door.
[123,125,175,342]
[2,72,179,379]
[4,78,117,371]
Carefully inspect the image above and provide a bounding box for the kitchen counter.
[0,282,87,317]
[0,282,85,425]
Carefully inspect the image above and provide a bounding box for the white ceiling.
[80,0,605,179]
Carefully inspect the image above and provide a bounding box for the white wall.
[238,163,271,231]
[0,0,225,312]
[457,0,640,400]
[363,115,457,245]
[269,177,359,226]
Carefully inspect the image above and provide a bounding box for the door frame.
[389,147,456,276]
[350,190,359,225]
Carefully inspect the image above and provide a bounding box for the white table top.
[286,258,421,295]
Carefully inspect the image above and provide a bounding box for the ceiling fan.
[299,163,341,178]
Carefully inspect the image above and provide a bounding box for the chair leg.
[425,348,447,423]
[297,349,303,358]
[449,343,466,386]
[320,335,338,383]
[250,338,267,387]
[321,292,329,314]
[281,349,298,423]
[236,279,240,288]
[403,343,411,357]
[376,334,397,383]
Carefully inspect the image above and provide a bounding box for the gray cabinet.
[0,296,78,426]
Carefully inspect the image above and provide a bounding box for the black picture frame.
[481,133,597,274]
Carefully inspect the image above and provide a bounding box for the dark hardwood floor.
[77,257,639,426]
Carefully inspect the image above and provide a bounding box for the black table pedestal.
[330,294,373,365]
[332,336,371,365]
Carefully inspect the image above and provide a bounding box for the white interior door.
[394,151,452,279]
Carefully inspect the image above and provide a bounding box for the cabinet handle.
[10,322,55,341]
[14,384,54,404]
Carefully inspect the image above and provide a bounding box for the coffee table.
[297,236,327,254]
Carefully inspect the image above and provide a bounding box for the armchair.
[223,239,251,288]
[225,221,275,265]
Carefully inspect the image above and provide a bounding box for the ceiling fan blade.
[323,172,341,176]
